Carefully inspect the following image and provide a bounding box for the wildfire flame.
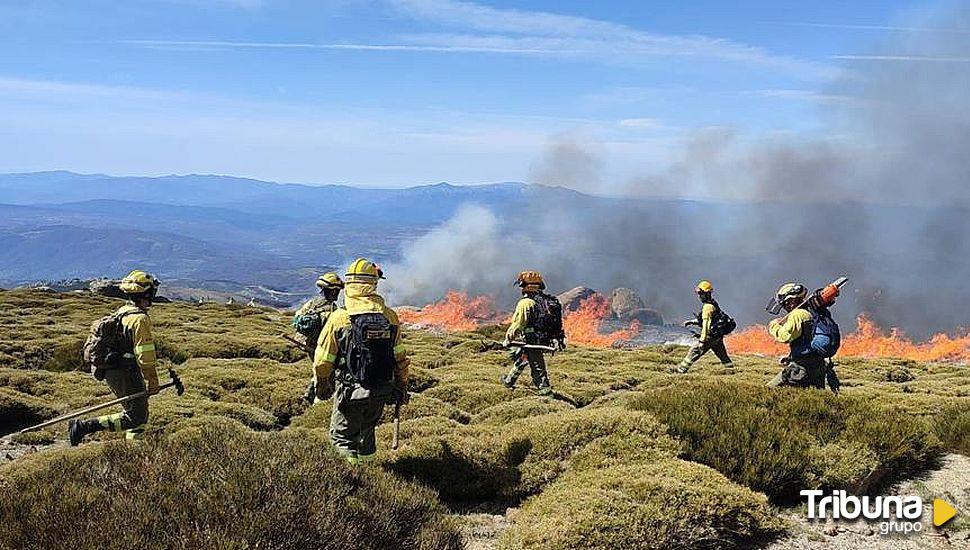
[399,291,640,347]
[563,295,641,347]
[726,313,970,362]
[397,291,504,331]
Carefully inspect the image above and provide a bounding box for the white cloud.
[832,54,970,62]
[386,0,835,77]
[752,88,859,105]
[618,118,665,129]
[120,0,836,79]
[771,21,970,34]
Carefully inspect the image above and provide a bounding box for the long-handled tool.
[775,276,849,323]
[391,400,402,450]
[15,368,184,435]
[279,333,313,357]
[504,341,558,352]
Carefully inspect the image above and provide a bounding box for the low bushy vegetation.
[629,382,944,502]
[502,460,784,550]
[0,290,302,373]
[0,420,462,550]
[1,289,966,548]
[933,400,970,455]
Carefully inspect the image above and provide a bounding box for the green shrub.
[9,430,57,445]
[932,401,970,455]
[43,339,84,372]
[629,382,944,502]
[387,408,681,506]
[839,402,943,490]
[473,397,573,425]
[501,460,785,550]
[388,428,529,505]
[0,420,463,550]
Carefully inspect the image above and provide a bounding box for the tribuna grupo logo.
[801,490,958,535]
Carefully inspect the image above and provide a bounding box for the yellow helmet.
[767,282,807,314]
[777,282,807,302]
[119,270,160,296]
[515,270,545,291]
[345,258,385,284]
[316,272,344,290]
[696,280,714,293]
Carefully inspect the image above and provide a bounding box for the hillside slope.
[0,290,967,549]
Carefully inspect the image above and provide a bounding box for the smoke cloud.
[383,205,518,303]
[387,2,970,338]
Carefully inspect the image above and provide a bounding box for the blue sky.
[0,0,943,190]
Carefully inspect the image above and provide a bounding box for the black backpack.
[532,293,565,344]
[714,309,737,337]
[345,313,397,389]
[698,301,737,338]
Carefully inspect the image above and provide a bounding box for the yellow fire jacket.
[312,282,408,393]
[768,308,812,344]
[117,304,160,389]
[506,297,538,342]
[698,302,716,342]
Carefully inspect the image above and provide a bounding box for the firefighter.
[766,282,838,390]
[670,280,735,373]
[312,258,408,463]
[500,271,564,396]
[68,270,161,445]
[293,272,344,400]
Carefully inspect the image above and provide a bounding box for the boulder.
[610,288,644,318]
[556,287,600,312]
[89,279,126,299]
[618,307,664,326]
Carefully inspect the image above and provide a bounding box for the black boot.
[68,419,102,447]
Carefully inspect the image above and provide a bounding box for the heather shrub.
[932,400,970,455]
[0,420,463,550]
[629,381,943,501]
[502,460,785,550]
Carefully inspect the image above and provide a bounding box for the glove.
[778,356,792,366]
[146,376,160,396]
[501,338,511,348]
[395,385,410,405]
[314,380,333,402]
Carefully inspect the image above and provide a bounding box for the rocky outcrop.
[618,307,664,326]
[609,288,644,318]
[557,286,600,311]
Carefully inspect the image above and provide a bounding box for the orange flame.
[726,313,970,362]
[563,295,641,347]
[397,291,504,331]
[399,291,640,347]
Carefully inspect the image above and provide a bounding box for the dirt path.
[0,437,67,466]
[461,512,511,550]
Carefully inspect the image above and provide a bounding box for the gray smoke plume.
[383,205,517,302]
[388,2,970,338]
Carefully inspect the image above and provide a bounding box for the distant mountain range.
[1,171,968,336]
[0,171,581,297]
